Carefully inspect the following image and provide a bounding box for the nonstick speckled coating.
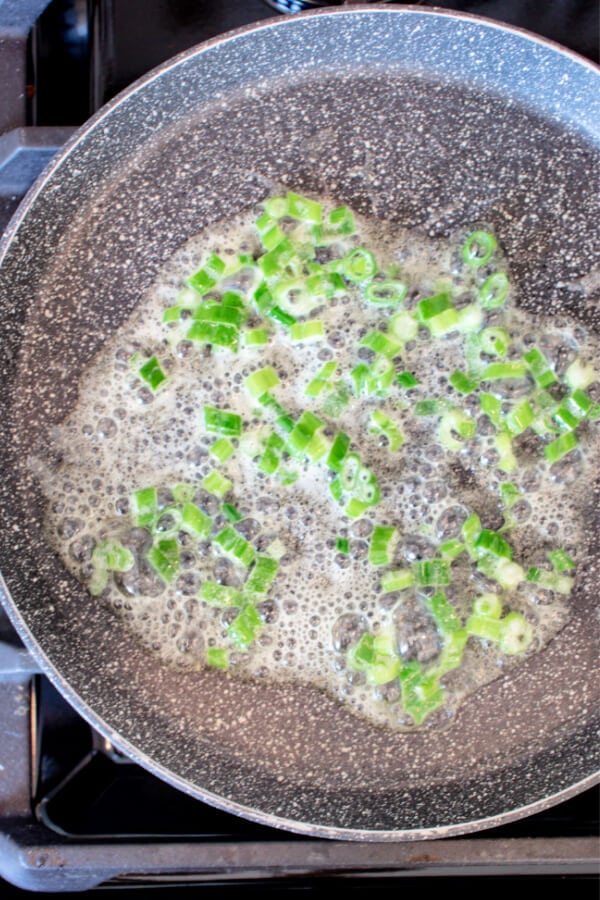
[0,7,599,839]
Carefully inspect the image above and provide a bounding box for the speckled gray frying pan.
[0,6,599,840]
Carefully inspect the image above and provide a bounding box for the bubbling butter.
[38,197,599,731]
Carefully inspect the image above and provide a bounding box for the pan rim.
[1,3,599,841]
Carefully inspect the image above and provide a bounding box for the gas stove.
[0,1,598,894]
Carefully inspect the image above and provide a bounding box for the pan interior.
[0,10,599,836]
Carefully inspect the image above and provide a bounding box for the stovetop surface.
[0,0,599,894]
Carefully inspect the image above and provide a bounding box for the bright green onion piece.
[481,361,527,380]
[181,503,211,538]
[342,247,377,283]
[523,348,557,388]
[547,549,575,571]
[146,539,179,583]
[326,431,351,473]
[397,371,420,388]
[478,271,509,309]
[267,305,296,327]
[131,487,158,527]
[564,359,597,390]
[462,230,496,267]
[553,405,579,432]
[187,320,239,350]
[210,437,235,462]
[448,370,477,394]
[438,409,476,450]
[227,604,262,650]
[258,240,294,278]
[304,430,330,462]
[348,631,401,686]
[287,411,324,456]
[544,430,578,463]
[439,539,465,561]
[163,305,182,323]
[244,366,280,398]
[330,477,343,501]
[204,406,242,437]
[506,400,534,435]
[426,591,461,634]
[244,327,269,347]
[345,497,372,518]
[193,303,246,328]
[399,662,445,725]
[498,612,534,655]
[365,280,408,306]
[359,330,402,359]
[564,389,596,419]
[255,213,285,251]
[380,569,414,592]
[139,356,167,392]
[206,647,229,669]
[369,410,404,451]
[413,559,451,586]
[222,503,242,523]
[329,205,355,233]
[474,529,513,559]
[200,581,244,607]
[368,525,397,567]
[286,191,322,223]
[214,525,256,568]
[187,252,226,294]
[500,482,521,508]
[245,556,279,593]
[417,292,452,321]
[202,471,233,498]
[290,320,324,342]
[336,537,349,555]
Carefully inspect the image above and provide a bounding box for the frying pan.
[0,5,599,840]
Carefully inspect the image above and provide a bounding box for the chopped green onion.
[438,409,476,450]
[206,647,229,669]
[336,537,349,555]
[326,431,351,473]
[477,555,525,590]
[244,366,280,398]
[500,482,521,509]
[286,191,322,224]
[369,410,404,451]
[227,603,262,650]
[413,559,451,586]
[523,347,557,388]
[381,569,414,592]
[245,556,279,593]
[547,549,575,572]
[368,525,397,567]
[287,411,324,457]
[448,370,478,394]
[305,360,337,397]
[200,581,244,607]
[267,305,296,327]
[187,320,239,350]
[131,487,158,527]
[193,303,246,328]
[181,502,211,538]
[222,503,243,523]
[202,470,233,498]
[290,320,325,342]
[365,280,408,306]
[342,247,377,283]
[146,538,179,583]
[399,661,445,725]
[439,539,465,561]
[526,567,573,594]
[474,529,513,559]
[414,399,447,417]
[138,356,167,392]
[498,612,534,655]
[481,361,527,381]
[244,327,269,347]
[478,327,510,358]
[359,330,402,359]
[495,431,517,473]
[564,359,596,391]
[92,540,134,573]
[426,591,461,634]
[210,437,235,462]
[478,272,509,309]
[417,293,452,321]
[204,406,242,437]
[187,252,226,294]
[544,430,578,463]
[462,230,496,267]
[389,311,419,342]
[473,593,502,618]
[397,371,420,389]
[505,400,534,435]
[364,355,395,394]
[214,525,256,567]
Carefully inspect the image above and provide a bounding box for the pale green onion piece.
[369,410,404,451]
[365,280,408,306]
[244,366,280,398]
[477,555,525,590]
[413,559,451,586]
[202,471,233,498]
[438,409,476,450]
[206,647,229,669]
[478,272,509,309]
[181,503,211,538]
[495,432,517,473]
[478,327,510,358]
[146,538,179,583]
[439,539,465,560]
[286,191,322,223]
[245,556,279,593]
[473,593,502,618]
[547,549,575,572]
[92,540,134,573]
[500,482,521,509]
[342,247,377,283]
[505,400,534,435]
[227,604,262,650]
[388,311,419,342]
[290,320,325,342]
[210,437,235,462]
[359,330,402,359]
[456,304,484,333]
[544,430,578,464]
[244,327,269,347]
[214,525,256,568]
[187,252,226,294]
[381,569,414,592]
[131,487,158,527]
[462,230,496,267]
[498,612,534,655]
[368,525,397,567]
[481,361,527,380]
[564,359,597,390]
[200,581,244,607]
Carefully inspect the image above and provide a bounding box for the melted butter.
[38,199,599,732]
